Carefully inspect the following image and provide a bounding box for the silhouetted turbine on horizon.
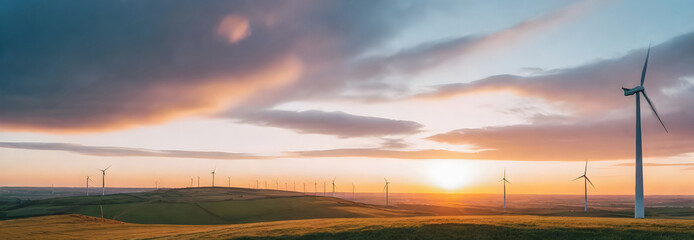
[500,168,511,210]
[573,160,595,212]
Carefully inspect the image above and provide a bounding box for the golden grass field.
[2,214,694,239]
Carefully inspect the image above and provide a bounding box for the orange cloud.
[0,56,303,133]
[217,15,251,44]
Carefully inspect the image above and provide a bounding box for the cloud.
[217,14,251,43]
[0,142,266,160]
[418,31,694,161]
[288,148,480,160]
[426,84,694,161]
[0,0,427,133]
[234,110,422,138]
[415,32,694,114]
[349,0,599,80]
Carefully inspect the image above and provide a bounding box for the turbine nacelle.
[622,86,644,96]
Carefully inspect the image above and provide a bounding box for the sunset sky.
[1,0,693,195]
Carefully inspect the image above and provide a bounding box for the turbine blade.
[572,176,584,181]
[104,165,111,171]
[584,159,588,175]
[640,46,650,86]
[585,177,596,189]
[642,91,668,133]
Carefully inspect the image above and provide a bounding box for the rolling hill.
[0,187,416,224]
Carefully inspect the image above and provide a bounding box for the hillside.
[1,214,693,239]
[0,187,416,224]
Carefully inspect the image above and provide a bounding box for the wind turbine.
[210,167,216,187]
[264,180,267,189]
[303,183,306,193]
[383,178,390,206]
[314,182,317,195]
[276,179,279,190]
[285,182,288,191]
[86,176,94,196]
[573,160,595,212]
[352,183,355,200]
[323,182,326,196]
[155,181,159,190]
[190,178,193,188]
[621,45,668,219]
[331,177,336,197]
[500,168,511,210]
[97,165,111,196]
[294,181,296,191]
[228,177,231,188]
[256,180,259,189]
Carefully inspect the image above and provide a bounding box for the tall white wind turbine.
[500,168,511,210]
[573,160,595,212]
[383,178,390,206]
[197,176,200,188]
[621,46,668,219]
[97,165,111,196]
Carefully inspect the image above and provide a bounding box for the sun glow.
[425,160,475,190]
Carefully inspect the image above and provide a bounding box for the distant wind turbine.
[86,176,94,196]
[197,176,200,188]
[383,178,390,206]
[97,165,111,196]
[264,180,267,189]
[314,182,317,195]
[621,45,668,219]
[228,177,231,188]
[256,180,259,189]
[190,178,193,188]
[573,160,595,212]
[294,181,296,191]
[323,182,326,196]
[276,179,279,190]
[210,167,216,187]
[303,183,306,193]
[155,181,159,190]
[352,183,355,200]
[285,182,288,191]
[500,168,511,210]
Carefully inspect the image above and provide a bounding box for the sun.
[425,160,475,190]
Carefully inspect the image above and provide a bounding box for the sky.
[1,0,693,195]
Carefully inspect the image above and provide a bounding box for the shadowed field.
[0,187,415,224]
[1,214,693,239]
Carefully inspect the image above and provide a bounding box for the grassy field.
[0,187,415,224]
[1,214,693,239]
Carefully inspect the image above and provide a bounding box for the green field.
[0,187,414,224]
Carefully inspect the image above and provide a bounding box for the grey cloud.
[0,142,265,160]
[235,110,422,138]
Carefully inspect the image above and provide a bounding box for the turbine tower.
[323,182,326,196]
[314,182,317,195]
[276,179,279,190]
[573,159,595,212]
[210,167,216,187]
[256,180,259,189]
[352,183,355,200]
[97,165,111,196]
[383,178,390,206]
[86,176,94,196]
[500,168,511,210]
[621,46,668,218]
[197,176,200,187]
[228,177,231,188]
[190,178,193,188]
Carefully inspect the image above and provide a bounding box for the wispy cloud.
[234,110,422,138]
[0,142,267,160]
